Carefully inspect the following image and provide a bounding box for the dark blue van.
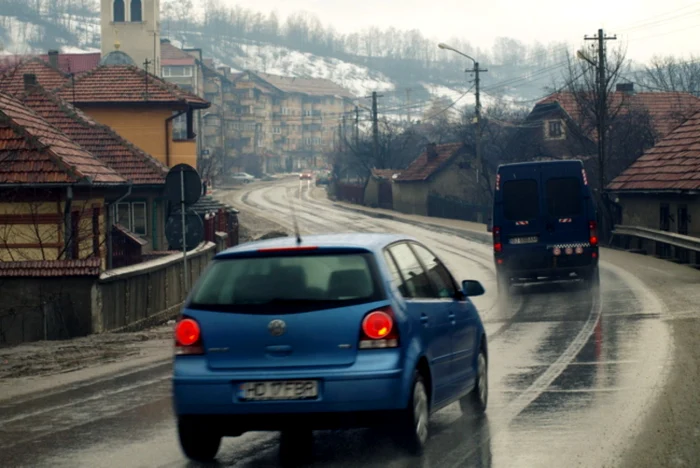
[492,160,599,292]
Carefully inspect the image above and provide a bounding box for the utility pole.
[354,106,360,148]
[468,61,487,191]
[365,91,383,162]
[585,28,617,192]
[143,59,151,99]
[406,88,412,123]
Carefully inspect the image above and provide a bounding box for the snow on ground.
[201,35,395,98]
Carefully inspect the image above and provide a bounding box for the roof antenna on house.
[287,192,303,245]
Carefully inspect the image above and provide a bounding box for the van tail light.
[589,221,599,247]
[493,226,503,253]
[175,318,205,355]
[359,306,399,349]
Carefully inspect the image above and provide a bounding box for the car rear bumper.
[172,352,408,421]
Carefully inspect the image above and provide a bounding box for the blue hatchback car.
[172,233,488,462]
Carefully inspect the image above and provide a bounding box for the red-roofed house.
[18,82,174,255]
[57,61,210,170]
[391,142,487,220]
[607,110,700,245]
[0,88,127,267]
[506,83,700,172]
[0,57,71,96]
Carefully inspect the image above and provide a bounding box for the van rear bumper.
[496,249,598,280]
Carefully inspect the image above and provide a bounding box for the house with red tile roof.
[607,110,700,242]
[0,89,127,268]
[0,57,71,96]
[390,142,487,220]
[56,62,210,171]
[506,84,700,181]
[17,81,173,255]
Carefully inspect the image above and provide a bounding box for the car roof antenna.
[288,191,303,245]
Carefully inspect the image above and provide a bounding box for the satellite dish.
[165,209,204,251]
[165,164,202,206]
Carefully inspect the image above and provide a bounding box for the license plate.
[509,236,538,244]
[238,380,319,401]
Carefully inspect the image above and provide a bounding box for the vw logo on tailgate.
[268,319,286,337]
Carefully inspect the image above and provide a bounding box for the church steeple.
[100,0,161,74]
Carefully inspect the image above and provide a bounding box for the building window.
[162,66,193,77]
[116,202,148,236]
[273,127,281,134]
[130,0,142,22]
[113,0,125,22]
[545,119,564,140]
[172,112,188,140]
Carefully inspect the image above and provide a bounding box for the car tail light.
[175,318,204,355]
[493,226,503,253]
[589,221,599,247]
[359,306,399,349]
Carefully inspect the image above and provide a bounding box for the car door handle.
[420,314,429,325]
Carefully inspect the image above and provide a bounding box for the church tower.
[100,0,161,75]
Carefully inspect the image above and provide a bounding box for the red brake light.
[493,226,502,253]
[175,318,204,355]
[589,221,598,247]
[257,246,318,253]
[359,306,399,349]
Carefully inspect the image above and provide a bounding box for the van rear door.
[497,164,544,247]
[539,164,589,247]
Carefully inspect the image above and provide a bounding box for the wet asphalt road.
[0,180,673,468]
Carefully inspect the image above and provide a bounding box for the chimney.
[23,73,38,91]
[616,82,634,94]
[48,49,59,69]
[426,142,438,159]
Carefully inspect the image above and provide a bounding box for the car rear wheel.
[396,371,430,455]
[460,350,488,416]
[177,417,221,462]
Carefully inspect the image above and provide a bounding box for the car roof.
[216,232,413,258]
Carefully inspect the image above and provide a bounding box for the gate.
[378,180,393,209]
[427,194,489,223]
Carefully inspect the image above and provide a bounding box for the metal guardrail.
[612,225,700,253]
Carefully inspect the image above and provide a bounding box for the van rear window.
[502,179,539,220]
[547,178,582,217]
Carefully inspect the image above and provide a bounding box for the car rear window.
[502,179,539,220]
[546,177,582,217]
[188,252,385,313]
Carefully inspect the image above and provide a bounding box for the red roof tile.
[38,53,101,74]
[395,143,464,182]
[0,258,101,277]
[608,110,700,192]
[57,65,209,108]
[20,88,168,185]
[0,58,70,96]
[539,91,700,139]
[0,91,125,185]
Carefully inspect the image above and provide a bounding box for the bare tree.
[635,55,700,96]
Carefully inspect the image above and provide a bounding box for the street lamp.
[438,42,489,220]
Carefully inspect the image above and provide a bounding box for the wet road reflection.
[0,182,672,468]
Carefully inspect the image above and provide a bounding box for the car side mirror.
[462,280,485,297]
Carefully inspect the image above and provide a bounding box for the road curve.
[2,178,697,468]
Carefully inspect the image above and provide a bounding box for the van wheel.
[396,371,430,455]
[178,417,221,462]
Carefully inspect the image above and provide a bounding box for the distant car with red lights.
[492,160,600,294]
[172,233,488,462]
[299,171,313,180]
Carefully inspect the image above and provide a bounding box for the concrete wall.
[0,241,217,346]
[618,193,700,238]
[0,277,95,345]
[364,178,380,207]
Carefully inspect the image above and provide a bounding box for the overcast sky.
[206,0,700,63]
